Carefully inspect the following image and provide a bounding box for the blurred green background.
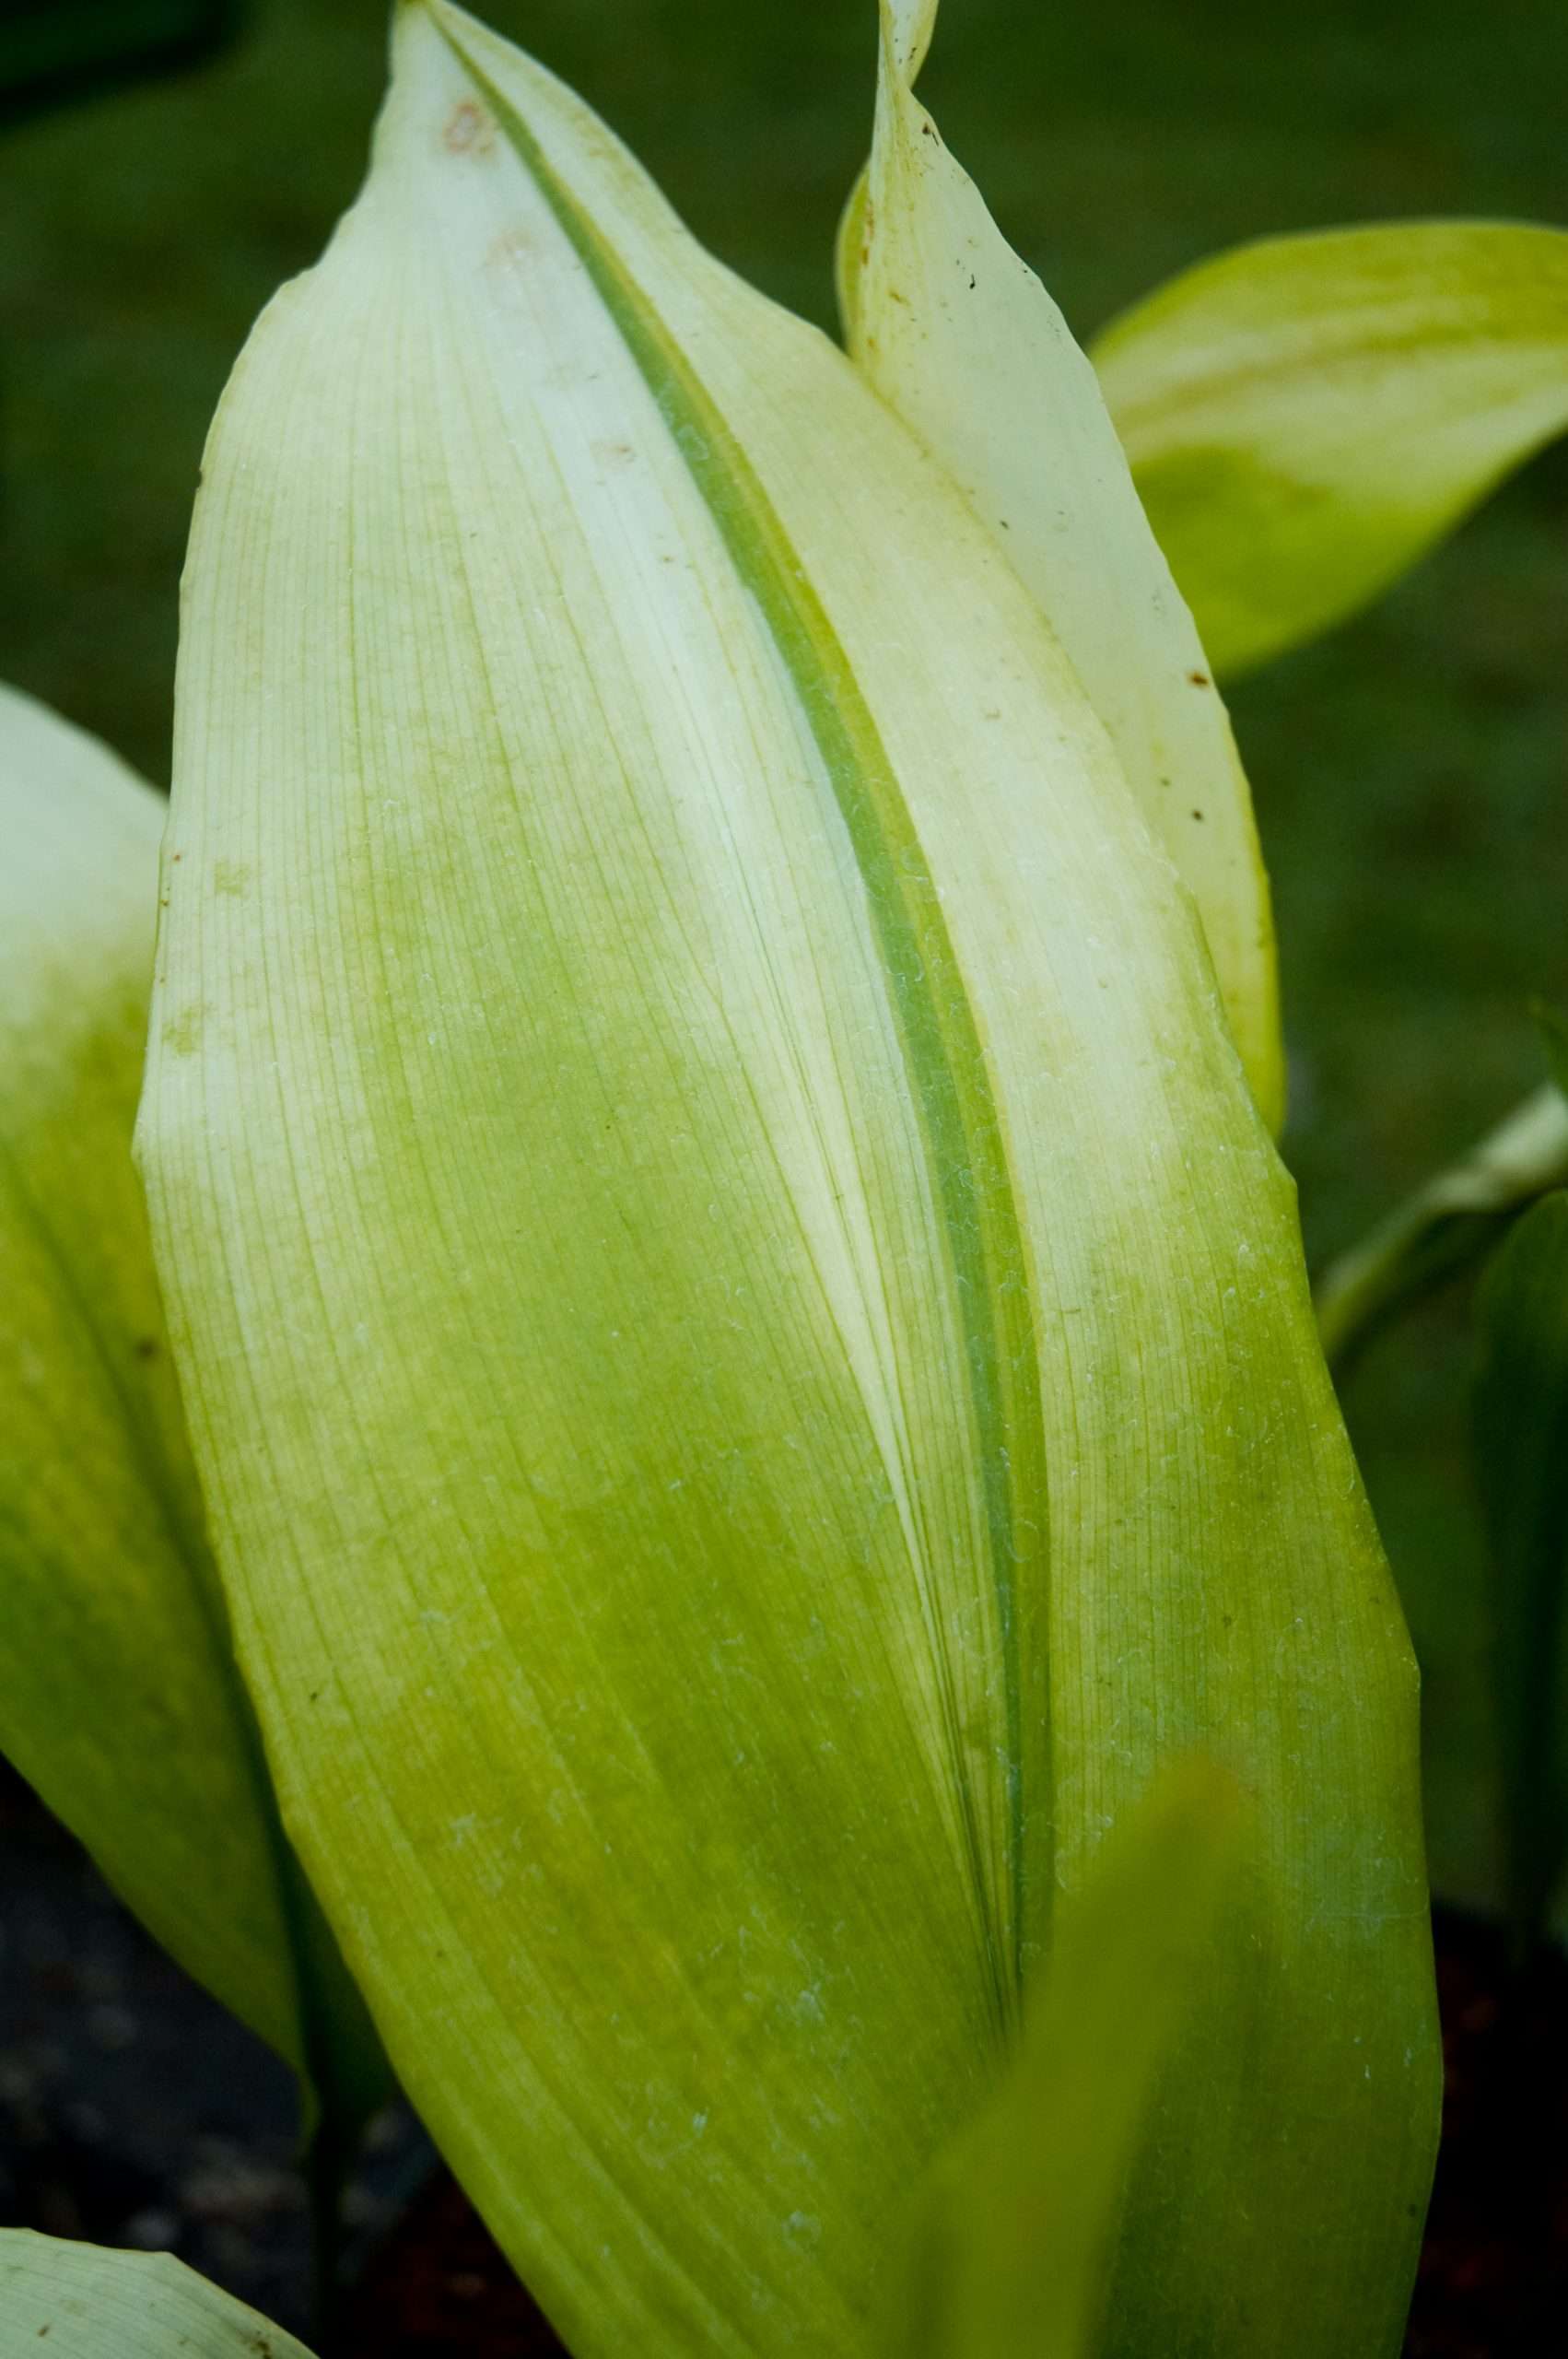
[3,0,1565,1911]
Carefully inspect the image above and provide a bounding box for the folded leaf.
[837,0,1281,1131]
[896,1764,1247,2359]
[1473,1192,1568,1950]
[1094,221,1568,676]
[0,682,388,2138]
[0,2230,314,2359]
[139,4,1437,2352]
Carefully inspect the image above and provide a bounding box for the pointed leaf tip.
[843,0,1282,1128]
[901,1763,1250,2359]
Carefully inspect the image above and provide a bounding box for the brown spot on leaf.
[486,226,537,271]
[133,1336,160,1362]
[444,98,494,155]
[1188,668,1211,687]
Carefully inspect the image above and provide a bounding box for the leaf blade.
[1094,220,1568,675]
[141,6,1438,2352]
[838,0,1281,1127]
[0,681,390,2139]
[0,2230,315,2359]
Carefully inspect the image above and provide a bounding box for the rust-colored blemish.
[444,98,495,155]
[1188,668,1211,687]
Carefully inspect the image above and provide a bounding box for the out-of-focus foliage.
[1317,1082,1568,1368]
[1094,223,1568,677]
[1473,1193,1568,1950]
[0,1,238,124]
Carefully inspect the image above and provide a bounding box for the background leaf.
[0,682,389,2151]
[1094,222,1568,676]
[0,2229,315,2359]
[1316,1082,1568,1369]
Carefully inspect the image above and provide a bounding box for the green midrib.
[435,15,1049,2002]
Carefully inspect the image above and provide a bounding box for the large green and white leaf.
[139,4,1437,2353]
[0,2231,315,2359]
[0,683,387,2136]
[837,0,1281,1130]
[896,1765,1246,2359]
[1094,221,1568,677]
[1473,1192,1568,1950]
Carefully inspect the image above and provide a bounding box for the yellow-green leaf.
[837,0,1281,1130]
[139,5,1437,2353]
[896,1764,1247,2359]
[1094,221,1568,676]
[0,2230,314,2359]
[0,682,388,2137]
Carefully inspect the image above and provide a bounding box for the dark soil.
[5,1761,1565,2356]
[1405,1918,1568,2356]
[342,1922,1568,2359]
[0,1764,426,2343]
[345,2175,562,2357]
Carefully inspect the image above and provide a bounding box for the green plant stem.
[1315,1085,1568,1370]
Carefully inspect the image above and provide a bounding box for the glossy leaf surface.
[1094,222,1568,676]
[140,6,1437,2353]
[838,0,1281,1128]
[0,682,387,2133]
[0,2231,314,2359]
[1473,1192,1568,1948]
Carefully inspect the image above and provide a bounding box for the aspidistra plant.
[126,0,1434,2350]
[36,0,1568,2348]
